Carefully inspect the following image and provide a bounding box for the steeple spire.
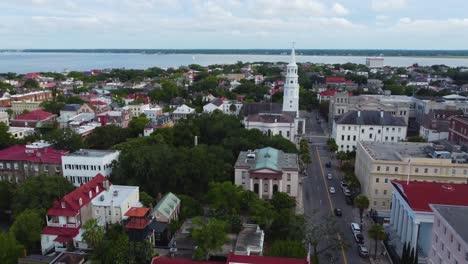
[290,42,296,65]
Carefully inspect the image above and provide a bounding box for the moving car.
[329,187,336,193]
[350,223,361,234]
[354,233,364,244]
[334,208,342,216]
[357,245,369,258]
[327,173,332,180]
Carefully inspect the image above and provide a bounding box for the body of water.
[1,52,468,73]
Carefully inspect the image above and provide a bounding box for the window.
[0,163,3,169]
[384,190,388,195]
[348,126,351,131]
[392,128,395,131]
[435,234,438,242]
[24,164,28,170]
[264,184,268,192]
[373,201,377,206]
[415,168,419,173]
[464,169,467,175]
[13,163,18,170]
[287,174,291,181]
[444,226,447,235]
[287,184,291,194]
[377,166,381,171]
[369,133,373,139]
[395,167,399,172]
[385,136,388,141]
[375,189,378,195]
[55,166,60,172]
[287,131,290,137]
[384,178,388,183]
[242,171,246,179]
[424,168,428,173]
[376,178,380,183]
[442,243,445,251]
[398,128,402,132]
[347,135,350,140]
[382,201,386,206]
[435,168,439,173]
[44,165,48,172]
[353,135,356,140]
[391,136,394,141]
[6,163,10,169]
[386,128,389,132]
[452,169,456,175]
[465,252,468,261]
[386,166,389,172]
[378,129,381,134]
[362,129,365,133]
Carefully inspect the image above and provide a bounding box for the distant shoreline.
[1,49,468,58]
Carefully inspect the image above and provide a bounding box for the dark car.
[357,245,369,258]
[354,232,364,244]
[325,162,331,168]
[334,208,342,216]
[345,196,353,205]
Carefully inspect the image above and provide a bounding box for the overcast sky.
[1,0,467,49]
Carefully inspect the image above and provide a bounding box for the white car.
[327,173,332,180]
[329,187,336,193]
[351,222,361,234]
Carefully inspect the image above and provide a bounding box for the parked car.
[340,181,348,189]
[329,187,336,193]
[343,188,352,196]
[354,233,364,244]
[334,208,342,216]
[327,173,332,180]
[350,223,361,234]
[357,245,369,258]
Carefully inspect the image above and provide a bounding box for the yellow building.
[355,141,468,212]
[11,101,42,115]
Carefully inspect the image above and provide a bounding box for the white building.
[62,149,120,187]
[245,113,297,142]
[143,106,162,121]
[8,126,35,139]
[125,103,150,118]
[172,104,195,123]
[0,111,8,125]
[203,98,243,115]
[234,147,300,199]
[332,110,407,152]
[282,45,299,116]
[366,57,384,68]
[92,184,141,227]
[387,181,468,262]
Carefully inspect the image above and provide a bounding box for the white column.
[250,178,253,192]
[401,213,408,243]
[259,179,263,199]
[406,217,413,243]
[393,200,399,231]
[397,205,404,235]
[390,195,396,226]
[279,180,283,192]
[269,179,273,199]
[412,222,419,250]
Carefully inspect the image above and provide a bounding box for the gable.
[250,168,280,174]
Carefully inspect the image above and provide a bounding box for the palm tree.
[368,224,386,259]
[354,195,370,230]
[82,219,104,249]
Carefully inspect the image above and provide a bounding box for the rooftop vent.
[113,190,119,197]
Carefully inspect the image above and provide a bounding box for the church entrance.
[273,184,278,194]
[254,183,259,194]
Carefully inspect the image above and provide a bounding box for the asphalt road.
[302,111,370,264]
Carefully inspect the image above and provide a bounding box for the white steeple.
[282,43,299,116]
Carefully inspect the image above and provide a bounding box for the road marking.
[316,146,348,264]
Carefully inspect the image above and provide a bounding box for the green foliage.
[266,240,307,258]
[299,139,311,165]
[129,240,156,264]
[178,194,203,220]
[206,181,243,215]
[233,81,269,102]
[0,232,24,264]
[86,125,131,149]
[0,122,17,150]
[149,79,182,103]
[354,195,370,228]
[139,191,154,208]
[10,209,44,253]
[306,214,343,263]
[0,181,13,213]
[299,88,318,111]
[128,115,150,137]
[190,217,228,261]
[0,81,14,91]
[44,127,86,152]
[13,175,74,216]
[82,219,104,249]
[271,192,296,211]
[23,78,39,88]
[326,138,338,152]
[401,242,418,264]
[368,224,386,260]
[40,100,65,115]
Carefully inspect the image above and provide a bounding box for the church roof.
[241,103,282,116]
[246,113,294,123]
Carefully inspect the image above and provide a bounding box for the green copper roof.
[255,147,280,171]
[152,192,180,219]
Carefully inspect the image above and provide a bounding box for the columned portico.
[259,179,263,198]
[250,178,253,192]
[269,179,273,199]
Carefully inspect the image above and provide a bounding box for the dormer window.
[89,191,92,198]
[79,198,83,206]
[61,202,66,208]
[96,186,99,193]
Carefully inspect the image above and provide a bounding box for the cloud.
[331,3,349,16]
[371,0,408,12]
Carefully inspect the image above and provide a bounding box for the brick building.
[449,116,468,143]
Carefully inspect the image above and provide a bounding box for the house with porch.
[234,147,299,199]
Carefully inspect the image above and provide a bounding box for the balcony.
[46,222,80,229]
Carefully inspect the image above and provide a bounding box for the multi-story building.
[61,149,120,187]
[449,115,468,143]
[97,110,130,128]
[386,181,468,262]
[150,192,180,223]
[126,103,150,118]
[428,205,468,264]
[10,109,57,128]
[172,104,195,123]
[355,141,468,212]
[234,147,299,199]
[143,106,163,121]
[332,110,407,152]
[203,98,243,115]
[0,111,8,125]
[41,174,141,254]
[420,109,463,142]
[245,113,297,142]
[366,57,384,68]
[8,126,35,139]
[0,141,68,183]
[413,97,468,129]
[329,93,414,128]
[11,101,42,115]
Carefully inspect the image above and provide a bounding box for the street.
[302,111,371,264]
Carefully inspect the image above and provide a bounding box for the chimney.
[380,110,384,118]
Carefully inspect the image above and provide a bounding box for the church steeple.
[282,43,299,116]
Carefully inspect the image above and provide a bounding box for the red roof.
[54,235,73,243]
[125,218,150,229]
[125,207,150,217]
[15,109,55,121]
[24,73,41,79]
[226,253,307,264]
[325,77,353,84]
[0,145,68,163]
[42,225,80,238]
[46,174,108,217]
[151,257,222,264]
[319,90,337,96]
[90,100,108,106]
[392,181,468,212]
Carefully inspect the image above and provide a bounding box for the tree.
[305,214,344,264]
[0,232,24,264]
[266,240,307,258]
[271,192,296,211]
[336,151,348,162]
[368,224,386,260]
[0,181,13,214]
[13,175,74,216]
[82,219,104,249]
[0,122,17,150]
[401,242,418,264]
[326,138,338,153]
[44,128,86,152]
[139,191,154,208]
[129,240,155,264]
[190,217,228,260]
[86,125,131,149]
[10,209,44,253]
[354,195,370,230]
[23,78,39,88]
[40,100,65,115]
[178,194,203,220]
[205,182,243,216]
[128,115,150,137]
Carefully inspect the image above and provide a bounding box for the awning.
[54,236,72,243]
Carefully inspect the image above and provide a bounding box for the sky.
[1,0,468,49]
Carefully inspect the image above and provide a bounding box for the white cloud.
[331,3,349,16]
[371,0,408,12]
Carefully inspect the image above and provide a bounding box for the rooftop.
[92,184,139,207]
[62,104,82,112]
[246,113,294,123]
[125,207,150,217]
[226,252,307,264]
[430,205,468,244]
[14,109,55,121]
[0,143,68,163]
[392,181,468,212]
[234,224,264,255]
[66,149,119,158]
[152,192,180,219]
[335,110,406,126]
[235,147,298,171]
[360,142,432,161]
